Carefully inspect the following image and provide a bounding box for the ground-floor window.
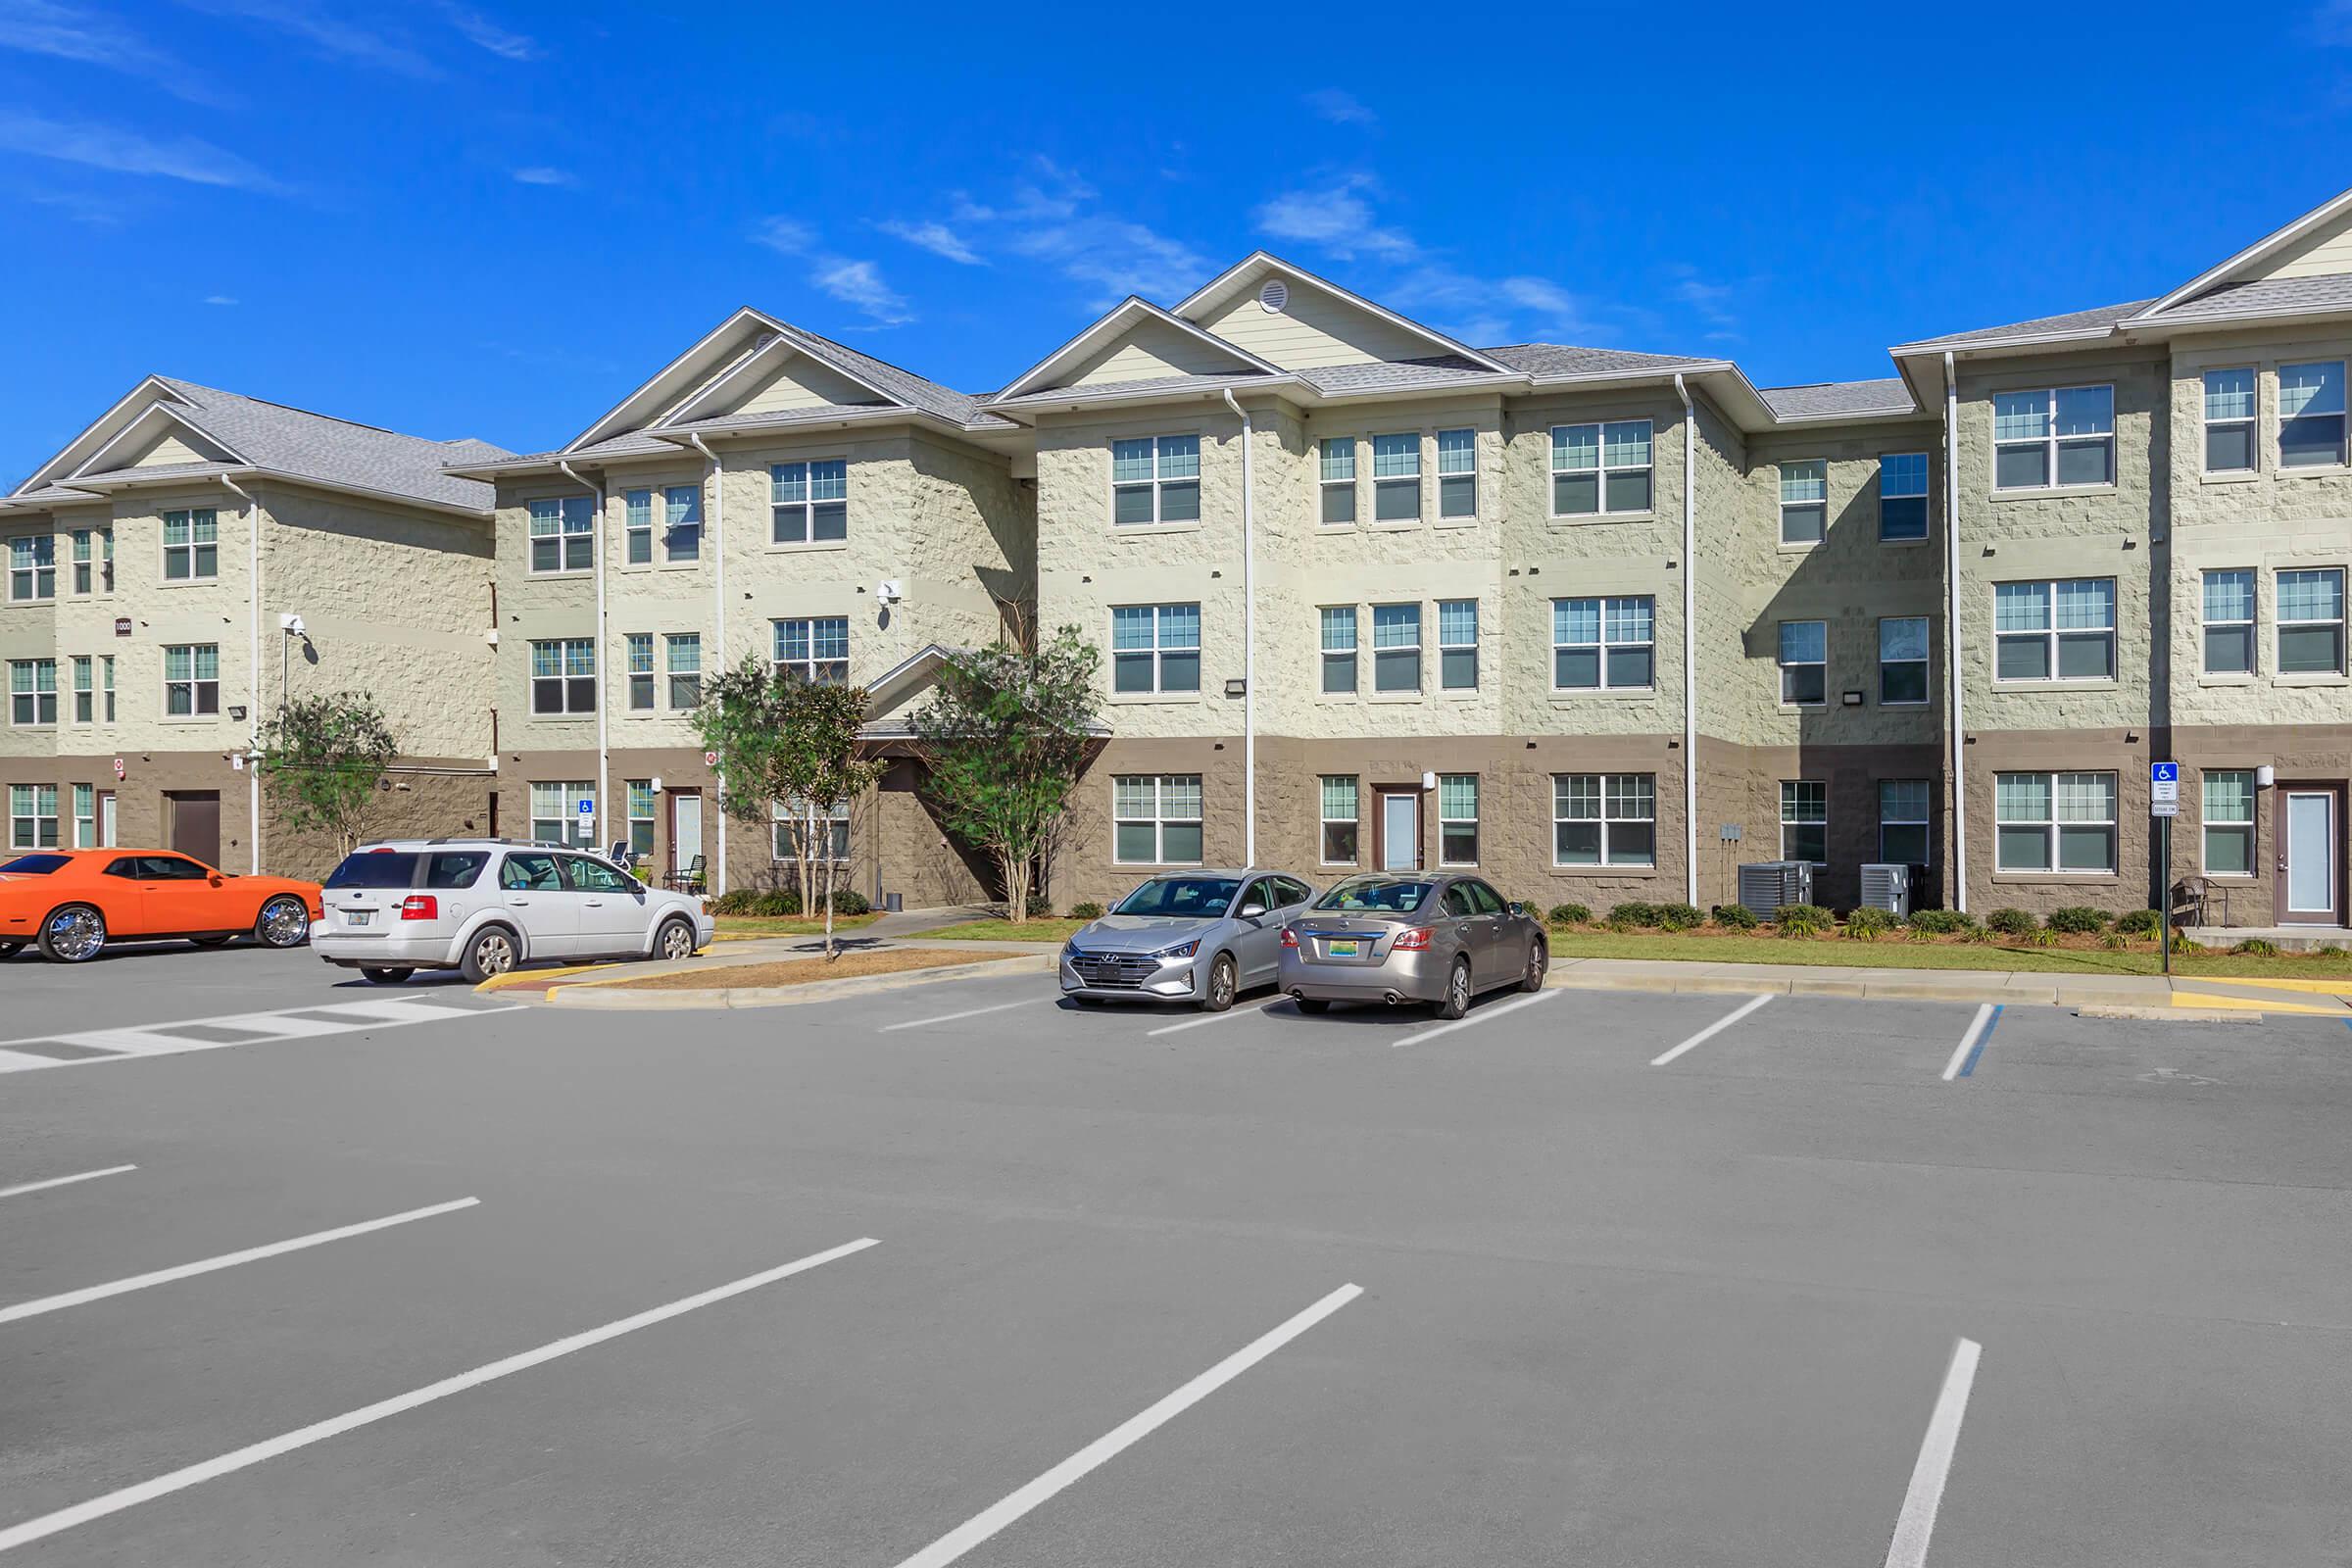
[1112,774,1201,864]
[1553,773,1656,866]
[529,780,596,847]
[1781,781,1827,864]
[625,780,656,860]
[2202,769,2256,876]
[9,783,58,850]
[1994,771,2117,873]
[772,797,850,861]
[1319,775,1358,864]
[1438,774,1479,864]
[1878,779,1932,864]
[72,783,95,848]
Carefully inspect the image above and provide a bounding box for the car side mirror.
[209,874,223,888]
[1507,901,1526,916]
[1240,903,1267,919]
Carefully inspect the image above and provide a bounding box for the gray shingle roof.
[149,378,506,512]
[762,321,1017,430]
[1758,378,1919,419]
[2147,271,2352,322]
[1298,356,1508,393]
[1481,343,1719,376]
[1896,299,2152,351]
[990,369,1276,409]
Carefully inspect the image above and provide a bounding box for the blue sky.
[3,1,2350,478]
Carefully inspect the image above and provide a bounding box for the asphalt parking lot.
[4,943,2351,1565]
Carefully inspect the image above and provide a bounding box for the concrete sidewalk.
[1546,956,2352,1015]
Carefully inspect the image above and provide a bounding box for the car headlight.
[1151,939,1200,959]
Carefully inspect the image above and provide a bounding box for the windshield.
[1313,876,1435,913]
[1112,876,1241,919]
[0,855,68,875]
[324,852,421,890]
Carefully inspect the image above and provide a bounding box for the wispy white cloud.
[1303,87,1375,125]
[878,219,983,265]
[439,2,536,60]
[0,0,235,104]
[751,217,816,256]
[203,294,237,305]
[173,0,437,75]
[1669,264,1740,341]
[21,185,134,224]
[1253,175,1415,261]
[949,157,1204,305]
[1386,264,1598,344]
[953,156,1095,224]
[751,218,913,326]
[512,166,576,186]
[0,109,283,191]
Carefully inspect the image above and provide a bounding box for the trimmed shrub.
[1908,908,1978,937]
[2045,906,2109,935]
[2232,936,2281,956]
[1607,901,1661,929]
[1070,902,1105,920]
[1655,903,1705,932]
[1843,906,1898,941]
[1711,903,1759,930]
[1547,903,1592,926]
[712,888,800,917]
[2101,932,2128,951]
[1773,903,1832,938]
[2115,908,2163,939]
[1986,907,2039,937]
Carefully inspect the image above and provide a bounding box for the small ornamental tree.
[910,624,1102,922]
[257,691,401,860]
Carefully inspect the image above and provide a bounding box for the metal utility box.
[1858,862,1911,918]
[1737,860,1814,918]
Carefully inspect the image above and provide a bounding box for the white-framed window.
[1880,616,1930,705]
[1111,435,1200,526]
[663,485,702,562]
[71,782,95,849]
[772,616,849,684]
[1371,602,1421,692]
[529,638,595,714]
[624,489,655,564]
[1879,779,1931,865]
[1438,774,1479,864]
[772,460,849,543]
[1553,773,1656,866]
[2279,362,2346,468]
[1319,774,1359,864]
[1779,461,1827,545]
[1110,604,1201,694]
[1994,578,2115,681]
[772,796,851,862]
[2203,368,2256,473]
[2202,769,2256,876]
[2277,567,2346,674]
[70,656,92,724]
[1320,606,1357,694]
[8,784,57,850]
[1778,620,1826,706]
[528,497,594,573]
[69,526,110,595]
[625,780,656,860]
[529,780,596,846]
[1550,420,1652,515]
[162,644,219,716]
[666,633,702,708]
[1319,437,1357,525]
[8,534,54,602]
[101,655,114,723]
[161,509,219,581]
[1371,432,1421,521]
[1995,771,2116,873]
[1437,599,1479,690]
[1552,596,1654,690]
[1780,780,1827,864]
[9,659,56,726]
[1437,428,1476,518]
[624,633,656,710]
[1880,452,1929,541]
[1112,774,1202,864]
[1993,385,2114,490]
[2202,569,2256,674]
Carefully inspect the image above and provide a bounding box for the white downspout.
[559,460,608,854]
[222,473,260,874]
[1221,388,1256,865]
[1942,352,1967,912]
[1673,375,1697,907]
[687,432,726,895]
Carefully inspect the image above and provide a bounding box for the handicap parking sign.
[2150,761,2179,806]
[577,798,596,816]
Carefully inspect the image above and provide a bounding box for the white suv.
[313,839,716,984]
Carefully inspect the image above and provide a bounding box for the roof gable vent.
[1257,279,1289,314]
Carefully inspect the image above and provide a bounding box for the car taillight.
[1280,927,1298,948]
[1393,926,1434,951]
[399,895,438,921]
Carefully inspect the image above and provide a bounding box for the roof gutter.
[1673,374,1698,908]
[558,459,610,855]
[1220,387,1256,864]
[1942,352,1968,912]
[220,472,262,876]
[685,431,726,896]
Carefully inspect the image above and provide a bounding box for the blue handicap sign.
[2150,762,2179,784]
[577,798,596,815]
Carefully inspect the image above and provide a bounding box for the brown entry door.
[1375,789,1422,871]
[2278,785,2342,924]
[166,791,221,868]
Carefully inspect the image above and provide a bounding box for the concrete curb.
[546,955,1053,1010]
[2075,1004,2263,1025]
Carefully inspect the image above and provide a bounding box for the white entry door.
[98,791,117,848]
[2281,790,2337,922]
[1381,792,1419,870]
[670,792,703,874]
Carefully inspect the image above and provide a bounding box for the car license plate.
[1327,939,1359,956]
[345,909,372,927]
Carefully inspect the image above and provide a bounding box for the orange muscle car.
[0,849,322,962]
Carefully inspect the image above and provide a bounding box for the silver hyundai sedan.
[1279,871,1547,1018]
[1058,868,1316,1011]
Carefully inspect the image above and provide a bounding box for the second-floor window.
[2278,567,2346,674]
[9,659,56,725]
[663,486,702,561]
[101,655,114,722]
[1551,420,1652,516]
[2280,362,2346,468]
[163,644,219,716]
[2202,569,2255,673]
[530,638,595,714]
[772,460,849,542]
[1319,437,1356,524]
[1779,462,1826,545]
[1437,428,1476,518]
[1372,602,1421,692]
[1371,433,1420,520]
[1778,620,1825,705]
[162,509,219,581]
[1880,453,1929,541]
[1320,607,1357,693]
[1552,596,1654,691]
[1110,603,1200,694]
[1437,599,1478,690]
[9,534,54,602]
[624,490,655,564]
[70,527,110,594]
[625,633,656,710]
[666,633,702,708]
[773,616,849,684]
[1994,578,2114,682]
[2203,368,2256,473]
[528,497,594,573]
[1993,386,2113,490]
[1111,435,1200,525]
[1881,616,1930,705]
[71,656,92,723]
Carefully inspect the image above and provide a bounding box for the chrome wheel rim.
[1450,963,1470,1009]
[1212,958,1234,1005]
[1529,947,1546,986]
[662,923,692,959]
[47,907,103,961]
[260,898,307,947]
[476,933,514,975]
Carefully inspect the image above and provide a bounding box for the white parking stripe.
[1883,1337,1984,1568]
[1146,999,1278,1037]
[1940,1005,1997,1082]
[0,1164,136,1200]
[0,1000,525,1073]
[0,1237,879,1554]
[1390,987,1558,1049]
[878,997,1040,1033]
[0,1197,479,1326]
[891,1282,1362,1568]
[1649,994,1774,1066]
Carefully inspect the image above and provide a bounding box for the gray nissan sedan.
[1278,871,1546,1018]
[1058,868,1316,1010]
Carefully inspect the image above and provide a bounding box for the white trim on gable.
[71,403,246,478]
[564,308,783,454]
[2132,185,2352,321]
[994,297,1281,402]
[1172,252,1511,374]
[13,375,192,497]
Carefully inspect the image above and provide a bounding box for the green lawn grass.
[924,918,1087,943]
[1547,928,2352,980]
